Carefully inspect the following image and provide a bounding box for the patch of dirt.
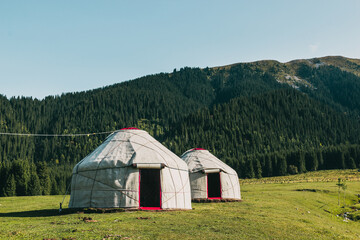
[102,234,123,239]
[50,221,66,225]
[80,217,98,223]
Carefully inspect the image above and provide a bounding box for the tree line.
[0,160,71,197]
[237,144,360,179]
[0,60,360,196]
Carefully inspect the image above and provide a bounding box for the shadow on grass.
[0,208,76,217]
[0,208,135,217]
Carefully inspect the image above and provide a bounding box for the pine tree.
[28,173,41,196]
[264,155,273,177]
[347,157,357,169]
[50,178,60,195]
[339,150,346,169]
[12,159,31,196]
[0,162,6,196]
[277,154,287,176]
[317,150,324,169]
[244,159,255,179]
[296,151,306,173]
[254,158,262,178]
[306,151,318,171]
[4,174,16,197]
[36,161,51,195]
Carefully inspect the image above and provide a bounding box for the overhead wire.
[0,130,117,137]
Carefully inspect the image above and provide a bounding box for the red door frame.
[207,172,222,199]
[138,169,162,210]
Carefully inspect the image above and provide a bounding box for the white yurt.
[69,128,192,210]
[180,148,241,201]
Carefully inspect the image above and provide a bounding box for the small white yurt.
[69,128,192,210]
[180,148,241,201]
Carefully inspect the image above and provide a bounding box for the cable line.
[0,130,117,137]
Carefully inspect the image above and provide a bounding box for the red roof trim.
[120,127,140,130]
[191,148,206,151]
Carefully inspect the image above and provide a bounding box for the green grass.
[1,170,360,239]
[240,169,360,184]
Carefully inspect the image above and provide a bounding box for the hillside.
[163,88,360,178]
[1,56,360,196]
[215,56,360,114]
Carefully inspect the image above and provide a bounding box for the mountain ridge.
[3,56,359,101]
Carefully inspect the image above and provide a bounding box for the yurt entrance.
[207,172,221,199]
[139,169,161,209]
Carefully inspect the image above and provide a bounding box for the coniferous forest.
[1,56,360,196]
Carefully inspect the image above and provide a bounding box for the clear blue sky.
[1,0,359,99]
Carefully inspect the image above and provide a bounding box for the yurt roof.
[73,128,188,173]
[181,148,237,175]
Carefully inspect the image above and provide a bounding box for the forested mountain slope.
[164,89,360,178]
[1,56,360,196]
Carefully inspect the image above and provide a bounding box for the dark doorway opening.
[207,173,221,199]
[139,169,161,209]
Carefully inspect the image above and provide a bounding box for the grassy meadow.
[0,170,359,239]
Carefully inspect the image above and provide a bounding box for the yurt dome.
[69,128,192,210]
[180,148,241,201]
